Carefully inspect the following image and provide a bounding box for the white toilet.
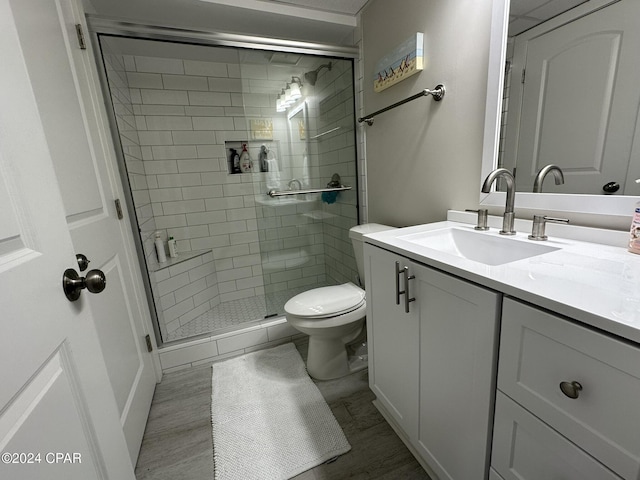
[284,223,395,380]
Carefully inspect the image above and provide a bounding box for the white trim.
[198,0,357,26]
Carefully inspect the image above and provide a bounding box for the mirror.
[480,0,639,224]
[286,102,311,188]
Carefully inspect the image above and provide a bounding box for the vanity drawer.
[498,298,640,480]
[492,392,621,480]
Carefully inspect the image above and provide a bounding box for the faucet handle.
[465,209,489,231]
[528,215,569,241]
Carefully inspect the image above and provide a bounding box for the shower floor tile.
[164,283,330,342]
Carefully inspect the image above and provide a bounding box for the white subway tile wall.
[153,251,219,334]
[103,41,361,343]
[102,48,168,340]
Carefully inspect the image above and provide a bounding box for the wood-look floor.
[135,342,432,480]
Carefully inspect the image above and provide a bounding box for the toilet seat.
[284,283,365,319]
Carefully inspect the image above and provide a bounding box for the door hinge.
[75,24,86,50]
[115,198,124,220]
[521,68,526,84]
[145,334,153,353]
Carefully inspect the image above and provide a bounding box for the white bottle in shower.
[155,231,167,263]
[167,236,178,258]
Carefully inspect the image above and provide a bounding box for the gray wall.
[361,0,494,227]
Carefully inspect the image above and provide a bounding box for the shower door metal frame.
[86,16,361,347]
[85,15,359,57]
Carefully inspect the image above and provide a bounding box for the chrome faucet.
[533,164,564,193]
[481,168,516,235]
[288,178,302,190]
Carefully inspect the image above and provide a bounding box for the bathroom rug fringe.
[210,343,351,480]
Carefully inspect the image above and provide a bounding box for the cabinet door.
[415,263,500,480]
[364,244,419,441]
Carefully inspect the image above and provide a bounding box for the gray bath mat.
[210,343,351,480]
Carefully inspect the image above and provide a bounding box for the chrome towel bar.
[358,84,445,126]
[310,127,341,139]
[267,185,351,197]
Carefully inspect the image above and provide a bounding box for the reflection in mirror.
[286,102,310,189]
[498,0,640,195]
[481,0,640,225]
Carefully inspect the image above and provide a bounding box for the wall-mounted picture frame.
[374,32,424,92]
[250,119,274,140]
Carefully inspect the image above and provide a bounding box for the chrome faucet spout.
[533,164,564,193]
[481,168,516,235]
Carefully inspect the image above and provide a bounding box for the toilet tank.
[349,223,396,287]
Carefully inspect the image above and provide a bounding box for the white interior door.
[8,0,159,463]
[508,0,640,194]
[0,1,134,478]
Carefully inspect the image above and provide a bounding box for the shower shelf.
[150,249,211,273]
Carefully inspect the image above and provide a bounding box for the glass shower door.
[255,57,360,318]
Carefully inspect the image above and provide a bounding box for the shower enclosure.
[97,34,360,345]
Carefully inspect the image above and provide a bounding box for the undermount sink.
[398,227,560,266]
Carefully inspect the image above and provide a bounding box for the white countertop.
[364,211,640,345]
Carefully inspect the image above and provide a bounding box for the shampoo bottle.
[167,236,178,258]
[239,144,252,173]
[629,202,640,254]
[229,148,241,174]
[154,231,167,263]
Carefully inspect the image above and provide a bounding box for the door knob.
[62,268,106,302]
[602,181,620,193]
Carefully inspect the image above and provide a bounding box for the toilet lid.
[284,283,365,318]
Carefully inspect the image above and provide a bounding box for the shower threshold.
[164,283,330,343]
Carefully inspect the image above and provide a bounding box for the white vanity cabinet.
[364,244,420,441]
[492,298,640,480]
[364,243,501,480]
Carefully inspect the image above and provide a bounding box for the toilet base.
[306,332,366,381]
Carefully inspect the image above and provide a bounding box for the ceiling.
[509,0,589,36]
